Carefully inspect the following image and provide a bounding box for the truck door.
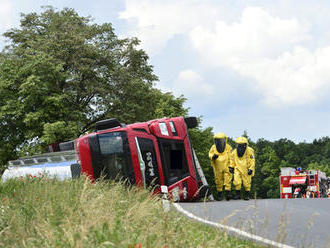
[157,138,199,201]
[129,132,164,188]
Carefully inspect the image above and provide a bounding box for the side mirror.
[184,116,198,129]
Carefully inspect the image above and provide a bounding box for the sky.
[1,0,330,143]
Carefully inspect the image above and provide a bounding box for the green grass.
[0,177,262,248]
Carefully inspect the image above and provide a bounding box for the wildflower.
[0,205,9,216]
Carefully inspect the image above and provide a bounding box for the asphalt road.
[179,198,330,248]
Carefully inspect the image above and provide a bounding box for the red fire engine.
[280,167,329,199]
[2,116,211,201]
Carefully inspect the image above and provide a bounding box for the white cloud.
[190,7,309,65]
[0,0,13,28]
[0,0,15,47]
[233,46,330,105]
[175,70,214,97]
[121,1,330,107]
[189,7,330,106]
[119,0,220,56]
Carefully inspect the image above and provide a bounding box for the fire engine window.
[89,132,134,184]
[159,122,169,136]
[158,139,189,185]
[170,150,182,169]
[99,132,123,154]
[169,122,178,136]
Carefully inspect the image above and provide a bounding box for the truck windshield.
[89,131,134,183]
[99,132,124,155]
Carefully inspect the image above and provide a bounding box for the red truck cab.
[75,116,207,201]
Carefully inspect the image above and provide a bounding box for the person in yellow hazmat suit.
[209,133,234,201]
[231,137,255,200]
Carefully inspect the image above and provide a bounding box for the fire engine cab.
[2,116,210,201]
[280,167,329,199]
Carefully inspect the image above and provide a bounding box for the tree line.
[189,130,330,199]
[0,7,329,198]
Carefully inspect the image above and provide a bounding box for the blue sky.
[1,0,330,143]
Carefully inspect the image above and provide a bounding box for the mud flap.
[70,163,81,179]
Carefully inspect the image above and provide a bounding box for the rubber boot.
[233,190,241,200]
[224,190,230,201]
[217,191,223,201]
[244,191,250,201]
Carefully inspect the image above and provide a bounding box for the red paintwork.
[167,175,199,200]
[75,116,200,201]
[280,176,292,199]
[280,168,324,199]
[76,136,94,180]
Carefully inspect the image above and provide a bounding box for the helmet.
[214,133,227,153]
[235,137,248,157]
[235,137,248,144]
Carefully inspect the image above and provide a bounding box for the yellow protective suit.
[231,137,255,191]
[209,133,232,192]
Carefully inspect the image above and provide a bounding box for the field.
[0,177,262,247]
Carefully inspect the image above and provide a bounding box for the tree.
[0,7,187,171]
[307,162,330,176]
[152,91,188,118]
[254,145,281,198]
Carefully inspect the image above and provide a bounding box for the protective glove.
[212,154,218,160]
[229,167,234,174]
[248,169,253,175]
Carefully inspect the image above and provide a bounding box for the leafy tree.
[0,7,187,171]
[307,162,330,176]
[254,145,281,198]
[152,91,188,118]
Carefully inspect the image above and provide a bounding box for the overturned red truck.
[2,117,210,201]
[280,167,329,199]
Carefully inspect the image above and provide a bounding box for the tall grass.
[0,177,261,247]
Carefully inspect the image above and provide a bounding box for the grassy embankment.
[0,177,262,247]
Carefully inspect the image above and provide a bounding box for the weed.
[0,177,260,248]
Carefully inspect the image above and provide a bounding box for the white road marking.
[173,203,295,248]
